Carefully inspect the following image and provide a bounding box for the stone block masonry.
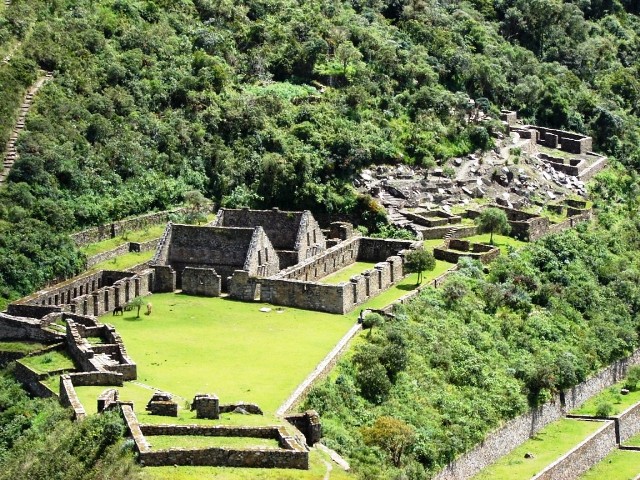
[120,405,308,469]
[70,207,195,247]
[230,236,418,313]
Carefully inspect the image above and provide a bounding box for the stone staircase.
[0,71,53,185]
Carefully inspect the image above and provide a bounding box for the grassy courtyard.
[472,419,604,480]
[319,262,378,284]
[90,293,353,416]
[464,233,527,254]
[19,350,76,374]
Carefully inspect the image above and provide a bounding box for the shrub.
[624,366,640,391]
[595,401,614,417]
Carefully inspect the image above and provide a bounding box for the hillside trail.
[0,71,53,185]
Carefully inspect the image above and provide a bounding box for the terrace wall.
[0,312,63,342]
[532,421,616,480]
[616,401,640,444]
[59,375,86,420]
[434,347,640,480]
[70,207,192,247]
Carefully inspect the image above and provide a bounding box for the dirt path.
[0,71,52,185]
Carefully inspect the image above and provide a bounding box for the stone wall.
[70,207,192,247]
[617,401,640,444]
[278,322,362,416]
[433,347,640,480]
[9,270,134,314]
[274,236,361,282]
[434,241,500,264]
[526,125,593,155]
[120,407,308,470]
[182,267,221,297]
[59,374,87,420]
[13,361,59,398]
[162,224,279,290]
[532,420,616,480]
[215,208,326,263]
[0,312,63,342]
[67,270,152,317]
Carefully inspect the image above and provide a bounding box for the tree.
[475,207,511,244]
[362,416,416,467]
[129,296,145,318]
[405,249,436,285]
[183,190,209,225]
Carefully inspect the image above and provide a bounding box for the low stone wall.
[121,409,308,469]
[434,347,640,479]
[70,207,192,247]
[275,236,360,282]
[277,322,362,416]
[13,361,58,398]
[140,424,284,438]
[0,312,63,342]
[59,374,86,420]
[68,371,124,387]
[532,420,616,480]
[139,445,308,469]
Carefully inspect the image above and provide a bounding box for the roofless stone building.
[151,208,419,313]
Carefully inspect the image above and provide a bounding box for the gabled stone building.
[214,208,326,268]
[152,224,279,293]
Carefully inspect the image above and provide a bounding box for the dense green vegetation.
[0,368,139,480]
[0,0,639,478]
[0,0,638,308]
[304,212,640,478]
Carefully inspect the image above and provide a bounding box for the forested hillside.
[0,1,638,478]
[0,0,639,307]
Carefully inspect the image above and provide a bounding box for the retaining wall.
[0,312,63,342]
[532,420,616,480]
[70,207,192,247]
[59,374,86,420]
[618,401,640,444]
[433,347,640,480]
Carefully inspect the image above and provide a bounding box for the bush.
[595,401,614,417]
[624,366,640,391]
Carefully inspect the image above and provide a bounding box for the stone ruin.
[150,208,421,313]
[285,410,322,446]
[191,393,219,419]
[434,239,500,265]
[146,392,178,417]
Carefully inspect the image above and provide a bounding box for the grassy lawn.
[93,293,354,416]
[19,351,76,374]
[346,260,453,314]
[423,238,446,252]
[319,262,378,284]
[465,233,527,254]
[572,383,640,416]
[89,250,154,272]
[580,449,640,479]
[0,341,46,354]
[142,447,353,480]
[80,224,168,257]
[472,419,604,480]
[147,436,280,450]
